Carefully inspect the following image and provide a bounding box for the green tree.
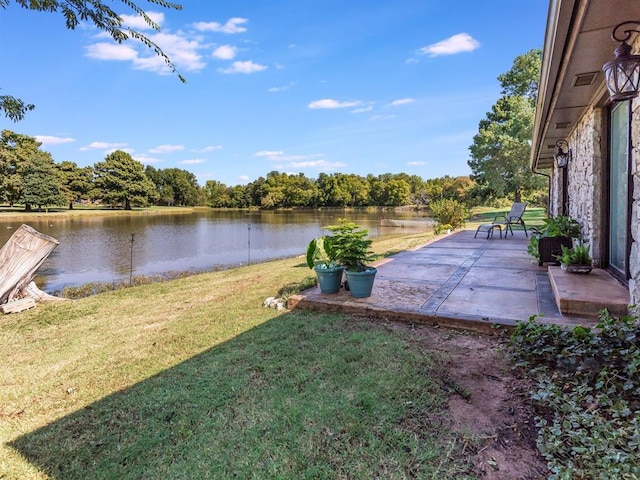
[0,0,183,121]
[0,129,64,209]
[468,49,545,203]
[227,185,250,208]
[94,150,157,209]
[20,151,65,211]
[497,48,542,99]
[317,173,351,207]
[0,129,29,205]
[56,161,94,209]
[385,179,411,206]
[204,180,230,207]
[145,166,199,206]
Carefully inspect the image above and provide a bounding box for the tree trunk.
[125,198,132,210]
[0,224,59,305]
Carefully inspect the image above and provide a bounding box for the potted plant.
[306,235,344,294]
[556,241,592,274]
[527,215,582,266]
[327,220,377,298]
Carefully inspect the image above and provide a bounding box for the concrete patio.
[289,229,631,334]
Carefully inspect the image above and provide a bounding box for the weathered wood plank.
[0,297,37,314]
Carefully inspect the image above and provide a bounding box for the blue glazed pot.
[344,268,377,298]
[314,265,344,294]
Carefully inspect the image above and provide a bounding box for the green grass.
[0,228,475,479]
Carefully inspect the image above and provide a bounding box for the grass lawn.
[1,228,479,479]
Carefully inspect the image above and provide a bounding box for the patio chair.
[494,202,528,237]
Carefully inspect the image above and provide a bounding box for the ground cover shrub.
[509,311,640,479]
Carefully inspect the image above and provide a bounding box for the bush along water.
[429,198,469,233]
[509,311,640,479]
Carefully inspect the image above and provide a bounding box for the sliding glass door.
[608,101,630,279]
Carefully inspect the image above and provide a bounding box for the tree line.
[0,129,479,211]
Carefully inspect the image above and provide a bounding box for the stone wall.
[554,107,604,265]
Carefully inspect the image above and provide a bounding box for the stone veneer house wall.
[531,0,639,311]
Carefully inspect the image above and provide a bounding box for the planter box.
[561,264,592,274]
[538,236,573,266]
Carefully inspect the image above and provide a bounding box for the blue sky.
[0,1,548,187]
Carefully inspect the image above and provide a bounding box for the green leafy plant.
[325,220,375,272]
[509,311,640,479]
[555,241,592,266]
[306,235,340,269]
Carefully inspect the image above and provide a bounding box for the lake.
[0,209,434,293]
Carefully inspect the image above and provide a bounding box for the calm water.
[0,210,433,293]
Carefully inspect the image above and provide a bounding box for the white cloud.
[289,160,346,169]
[237,175,250,183]
[35,135,75,145]
[268,82,296,93]
[218,60,267,74]
[255,150,284,158]
[351,105,373,113]
[255,151,334,167]
[149,144,185,154]
[193,17,248,34]
[419,33,479,57]
[308,98,361,109]
[195,145,223,152]
[85,42,138,61]
[133,154,161,164]
[180,159,205,165]
[85,31,206,74]
[80,141,127,151]
[212,45,237,60]
[120,11,165,30]
[152,32,206,72]
[388,98,415,106]
[408,161,427,166]
[368,114,395,121]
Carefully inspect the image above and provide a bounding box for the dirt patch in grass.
[375,318,549,480]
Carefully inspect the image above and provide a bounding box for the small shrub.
[429,199,469,230]
[433,223,453,235]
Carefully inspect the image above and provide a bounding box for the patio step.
[548,266,629,318]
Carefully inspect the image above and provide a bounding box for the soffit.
[532,0,640,170]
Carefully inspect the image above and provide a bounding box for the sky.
[0,1,548,187]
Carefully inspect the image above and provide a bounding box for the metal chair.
[493,202,528,238]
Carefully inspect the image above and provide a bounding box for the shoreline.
[0,205,200,221]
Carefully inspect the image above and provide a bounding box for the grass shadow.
[9,312,464,479]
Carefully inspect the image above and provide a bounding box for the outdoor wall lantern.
[554,139,571,168]
[603,21,640,102]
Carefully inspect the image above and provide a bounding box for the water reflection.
[0,210,432,293]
